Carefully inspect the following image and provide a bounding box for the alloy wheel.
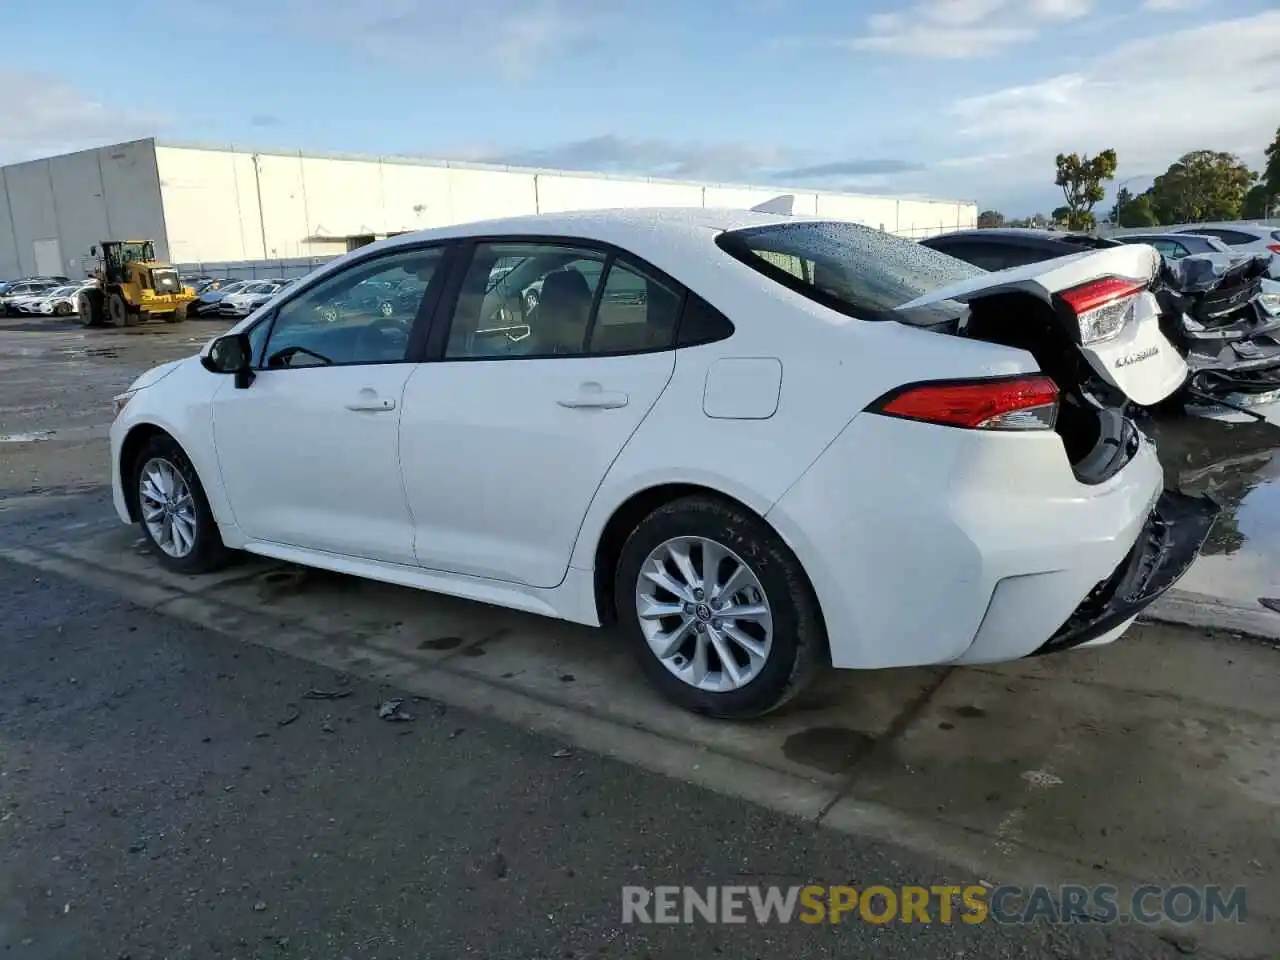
[139,457,198,559]
[634,536,773,693]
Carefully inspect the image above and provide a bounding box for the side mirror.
[201,333,256,388]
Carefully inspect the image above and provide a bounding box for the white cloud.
[0,71,168,164]
[930,10,1280,208]
[850,0,1093,58]
[162,0,610,77]
[1142,0,1203,9]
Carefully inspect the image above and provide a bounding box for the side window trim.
[252,240,454,371]
[580,251,617,354]
[422,236,691,362]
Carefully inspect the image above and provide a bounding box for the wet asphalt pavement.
[0,313,1273,957]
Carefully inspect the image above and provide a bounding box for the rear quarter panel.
[567,233,1042,571]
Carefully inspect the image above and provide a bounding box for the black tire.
[54,302,71,317]
[107,292,133,327]
[77,290,104,327]
[613,495,827,720]
[132,434,233,574]
[165,304,188,323]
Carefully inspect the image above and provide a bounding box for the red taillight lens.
[1057,276,1146,314]
[1266,244,1280,254]
[872,375,1059,431]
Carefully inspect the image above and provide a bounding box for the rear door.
[398,239,682,588]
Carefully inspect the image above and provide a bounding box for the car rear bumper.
[1032,490,1217,655]
[766,411,1179,670]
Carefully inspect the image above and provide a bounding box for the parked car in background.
[110,209,1215,718]
[195,278,236,294]
[1,278,64,314]
[918,228,1120,269]
[34,280,98,317]
[1112,233,1235,260]
[218,280,288,317]
[190,279,249,316]
[1169,224,1280,277]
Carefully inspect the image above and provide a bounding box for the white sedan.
[109,209,1217,718]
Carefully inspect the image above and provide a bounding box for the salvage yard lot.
[2,313,1280,956]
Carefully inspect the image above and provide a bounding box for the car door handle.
[345,396,396,412]
[558,391,629,410]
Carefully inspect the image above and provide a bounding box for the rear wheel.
[132,434,232,574]
[77,290,104,327]
[165,304,188,323]
[614,495,826,719]
[107,292,138,327]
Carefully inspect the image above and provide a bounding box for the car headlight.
[112,390,138,418]
[1259,293,1280,318]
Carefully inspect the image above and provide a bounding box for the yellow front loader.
[77,240,197,327]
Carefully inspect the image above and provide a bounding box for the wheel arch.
[589,482,822,635]
[118,423,173,521]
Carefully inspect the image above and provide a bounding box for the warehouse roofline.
[150,137,977,208]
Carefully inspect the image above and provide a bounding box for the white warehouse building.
[0,138,976,280]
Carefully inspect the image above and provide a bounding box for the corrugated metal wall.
[155,144,978,263]
[0,140,168,279]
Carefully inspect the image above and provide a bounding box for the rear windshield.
[717,221,984,322]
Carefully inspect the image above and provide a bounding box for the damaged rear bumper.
[1034,490,1219,656]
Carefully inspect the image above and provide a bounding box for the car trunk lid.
[896,245,1186,407]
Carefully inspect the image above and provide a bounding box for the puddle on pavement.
[781,727,875,774]
[1149,416,1280,605]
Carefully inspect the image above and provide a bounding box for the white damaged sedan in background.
[107,209,1218,719]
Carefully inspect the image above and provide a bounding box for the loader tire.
[107,292,138,327]
[77,290,105,328]
[165,304,188,324]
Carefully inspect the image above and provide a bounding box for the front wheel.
[54,302,71,317]
[165,304,188,323]
[614,496,826,719]
[133,434,232,574]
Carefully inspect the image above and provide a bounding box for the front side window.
[719,221,984,323]
[258,247,444,369]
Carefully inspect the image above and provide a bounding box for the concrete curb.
[1145,588,1280,647]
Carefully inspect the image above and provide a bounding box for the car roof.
[369,207,798,252]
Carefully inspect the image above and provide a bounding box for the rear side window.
[677,293,735,346]
[1181,228,1258,245]
[718,221,983,322]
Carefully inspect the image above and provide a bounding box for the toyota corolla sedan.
[109,209,1217,718]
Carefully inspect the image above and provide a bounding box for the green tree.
[1051,205,1070,225]
[1149,150,1256,223]
[1118,192,1160,227]
[1242,184,1274,219]
[1054,149,1117,230]
[1109,186,1133,224]
[977,209,1004,228]
[1263,126,1280,195]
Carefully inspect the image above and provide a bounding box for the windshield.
[717,221,984,322]
[246,282,278,294]
[48,285,78,297]
[217,281,248,295]
[118,241,155,263]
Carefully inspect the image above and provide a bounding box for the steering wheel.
[356,316,411,358]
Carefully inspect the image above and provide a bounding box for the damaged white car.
[108,210,1217,718]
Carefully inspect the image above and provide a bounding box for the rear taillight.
[1057,275,1147,345]
[870,375,1059,431]
[1266,244,1280,255]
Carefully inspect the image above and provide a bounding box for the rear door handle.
[557,392,629,410]
[345,389,396,412]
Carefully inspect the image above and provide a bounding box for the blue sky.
[3,0,1277,215]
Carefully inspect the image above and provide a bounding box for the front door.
[211,244,448,564]
[399,240,683,587]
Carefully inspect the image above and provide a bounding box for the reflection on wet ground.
[1147,413,1280,607]
[2,315,1278,609]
